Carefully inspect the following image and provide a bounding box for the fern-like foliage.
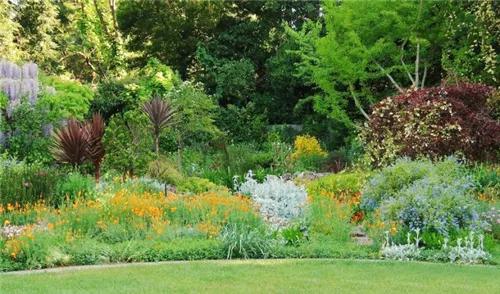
[142,97,176,154]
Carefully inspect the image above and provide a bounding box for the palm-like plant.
[52,119,88,167]
[142,97,176,155]
[85,113,105,182]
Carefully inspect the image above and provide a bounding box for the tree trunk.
[94,163,101,183]
[155,135,160,156]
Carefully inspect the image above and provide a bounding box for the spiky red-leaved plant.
[85,113,105,182]
[142,97,176,155]
[52,119,88,167]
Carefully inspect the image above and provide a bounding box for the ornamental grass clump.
[237,171,307,229]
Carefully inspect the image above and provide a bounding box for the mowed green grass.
[0,259,498,294]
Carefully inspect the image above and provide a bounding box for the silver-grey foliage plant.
[236,170,307,230]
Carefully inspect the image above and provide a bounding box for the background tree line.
[0,0,498,151]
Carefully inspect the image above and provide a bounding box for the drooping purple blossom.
[0,59,40,113]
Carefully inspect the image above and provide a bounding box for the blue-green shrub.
[361,158,486,241]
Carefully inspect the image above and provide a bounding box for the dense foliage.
[0,0,499,272]
[363,83,500,166]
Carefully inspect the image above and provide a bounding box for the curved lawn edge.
[2,258,498,275]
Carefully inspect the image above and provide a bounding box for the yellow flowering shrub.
[291,135,327,161]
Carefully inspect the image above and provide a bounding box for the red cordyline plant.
[85,113,105,182]
[52,119,89,167]
[363,83,500,166]
[142,97,176,155]
[52,113,106,182]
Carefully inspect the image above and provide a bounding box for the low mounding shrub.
[176,177,227,194]
[148,157,227,194]
[363,83,500,166]
[237,172,307,229]
[361,157,487,245]
[148,158,183,186]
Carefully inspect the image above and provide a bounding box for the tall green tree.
[56,0,124,82]
[117,0,226,76]
[15,0,60,69]
[289,0,444,126]
[441,0,499,84]
[0,0,24,61]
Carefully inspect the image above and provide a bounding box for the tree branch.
[109,0,120,38]
[414,42,420,87]
[400,39,416,86]
[420,64,428,89]
[349,84,370,120]
[375,62,404,93]
[93,0,111,39]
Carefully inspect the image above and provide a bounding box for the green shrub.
[176,177,227,194]
[3,101,54,164]
[98,176,165,195]
[0,159,62,206]
[470,164,499,201]
[65,239,111,265]
[148,157,184,185]
[39,75,94,121]
[306,171,368,200]
[216,102,268,144]
[102,110,154,176]
[55,172,96,204]
[143,239,225,261]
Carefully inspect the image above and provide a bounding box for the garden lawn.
[1,259,499,294]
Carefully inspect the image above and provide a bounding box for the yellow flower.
[390,223,398,235]
[291,135,327,160]
[4,219,10,226]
